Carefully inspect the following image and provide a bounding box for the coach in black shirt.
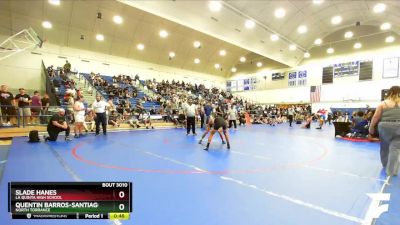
[0,85,15,125]
[45,108,71,142]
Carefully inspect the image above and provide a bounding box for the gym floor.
[0,124,398,225]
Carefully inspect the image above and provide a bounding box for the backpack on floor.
[28,130,40,143]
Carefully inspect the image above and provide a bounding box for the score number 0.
[118,191,126,211]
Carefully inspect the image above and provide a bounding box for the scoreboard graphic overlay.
[9,182,132,220]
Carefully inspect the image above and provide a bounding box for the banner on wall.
[297,70,307,86]
[288,72,297,87]
[237,79,244,92]
[226,77,257,92]
[272,72,285,80]
[383,57,399,78]
[226,81,231,92]
[333,61,360,77]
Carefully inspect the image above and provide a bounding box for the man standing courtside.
[184,99,197,135]
[0,85,15,126]
[92,95,109,136]
[287,106,295,127]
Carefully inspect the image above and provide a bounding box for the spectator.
[369,85,400,176]
[108,110,121,127]
[15,88,32,125]
[227,105,238,129]
[128,114,141,128]
[135,99,145,115]
[31,91,42,124]
[41,93,50,115]
[84,110,95,132]
[73,96,86,138]
[351,111,368,137]
[65,93,74,123]
[198,103,205,129]
[0,85,15,126]
[63,60,71,74]
[204,101,213,128]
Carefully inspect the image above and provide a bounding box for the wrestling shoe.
[203,143,210,151]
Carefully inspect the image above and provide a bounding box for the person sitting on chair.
[350,111,369,137]
[45,108,71,142]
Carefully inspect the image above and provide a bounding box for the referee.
[184,99,197,135]
[92,95,108,136]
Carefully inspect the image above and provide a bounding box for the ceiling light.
[353,42,362,49]
[214,63,220,69]
[219,50,226,56]
[193,41,201,48]
[380,22,391,30]
[274,8,286,18]
[327,47,334,54]
[159,30,169,38]
[113,15,123,24]
[304,52,310,58]
[297,25,307,34]
[137,43,145,50]
[169,52,175,58]
[42,21,52,29]
[231,67,237,73]
[245,20,255,29]
[239,56,246,62]
[48,0,60,6]
[344,31,353,39]
[373,3,386,13]
[209,1,222,12]
[256,62,262,67]
[314,38,322,45]
[289,45,297,51]
[270,34,279,41]
[385,36,395,43]
[331,15,342,25]
[313,0,324,5]
[194,58,200,64]
[96,34,104,41]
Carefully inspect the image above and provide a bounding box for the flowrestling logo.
[364,193,390,225]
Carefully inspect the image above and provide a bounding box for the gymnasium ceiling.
[0,0,288,77]
[0,0,399,77]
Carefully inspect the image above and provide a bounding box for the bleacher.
[49,68,68,107]
[79,73,160,110]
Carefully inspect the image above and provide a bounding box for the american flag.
[310,85,321,103]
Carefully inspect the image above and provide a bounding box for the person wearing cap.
[45,108,71,142]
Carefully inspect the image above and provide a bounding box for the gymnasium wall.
[39,43,226,89]
[0,34,226,95]
[0,49,44,95]
[232,45,400,110]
